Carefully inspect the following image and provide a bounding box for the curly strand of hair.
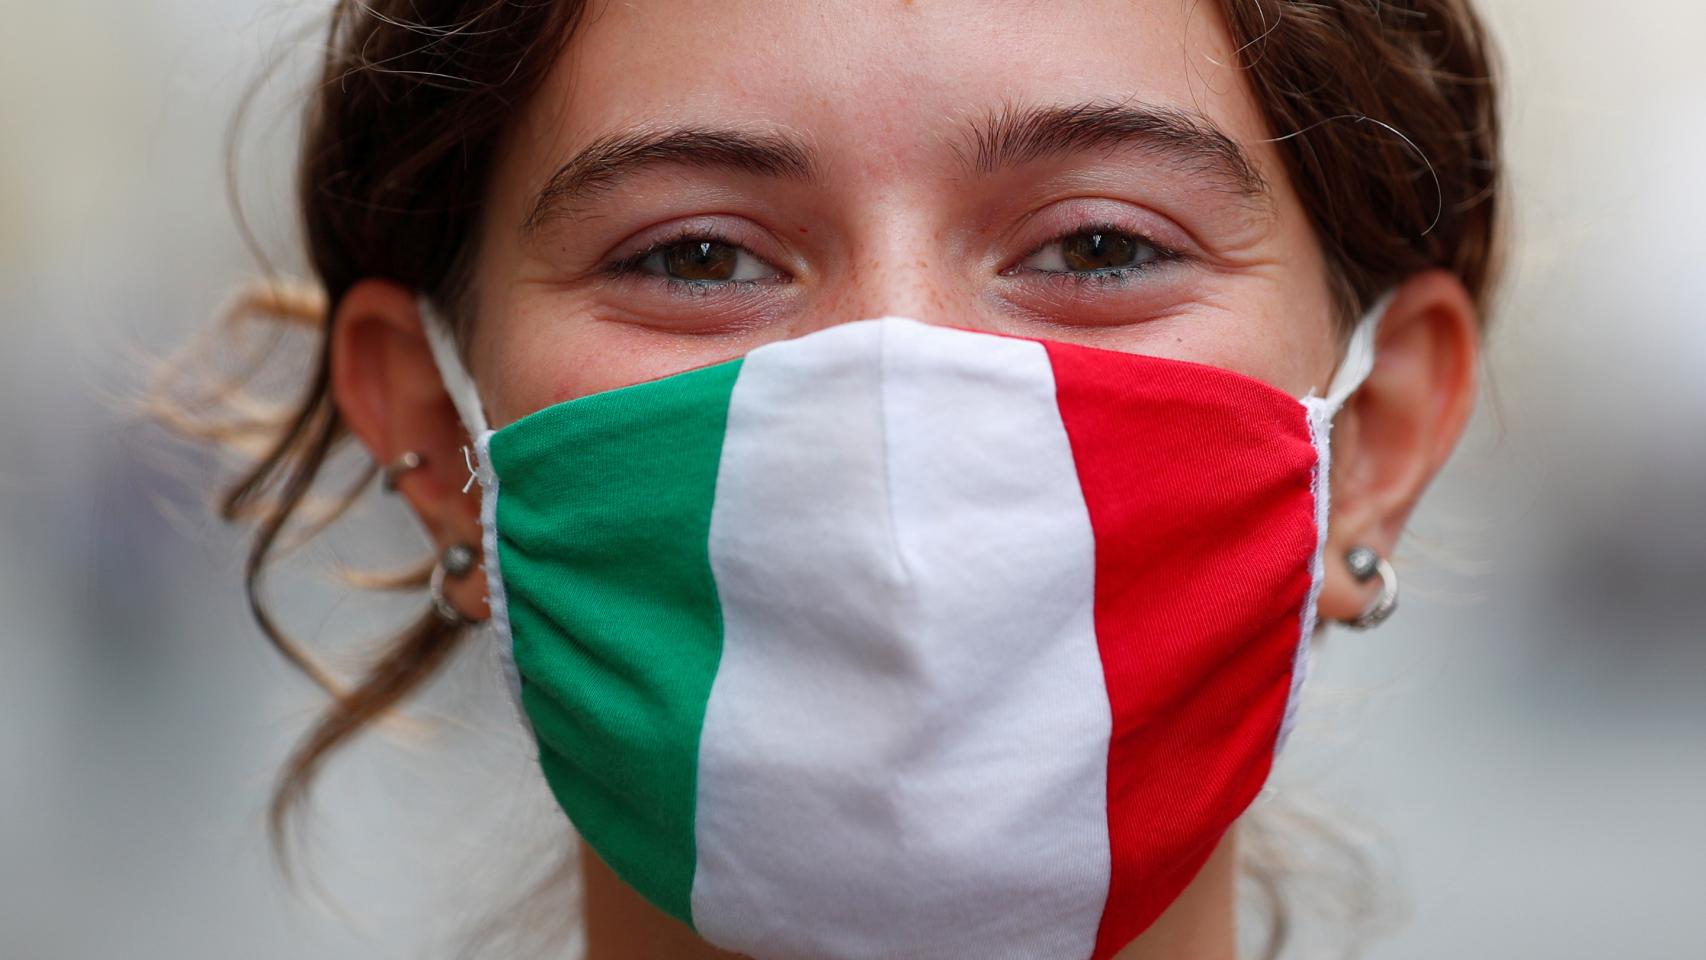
[218,348,349,694]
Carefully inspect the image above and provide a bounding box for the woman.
[167,0,1500,956]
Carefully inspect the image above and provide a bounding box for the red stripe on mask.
[1039,339,1320,960]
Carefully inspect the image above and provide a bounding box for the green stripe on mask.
[488,356,745,925]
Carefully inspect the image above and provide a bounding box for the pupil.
[664,240,738,282]
[1063,231,1140,271]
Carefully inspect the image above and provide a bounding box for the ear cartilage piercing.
[1342,545,1398,630]
[381,451,425,492]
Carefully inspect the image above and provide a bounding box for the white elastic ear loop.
[1314,289,1395,412]
[1278,289,1395,752]
[416,295,531,733]
[419,295,492,443]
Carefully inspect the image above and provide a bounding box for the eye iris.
[663,239,738,281]
[1062,231,1144,272]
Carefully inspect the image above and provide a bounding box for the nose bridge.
[792,200,965,335]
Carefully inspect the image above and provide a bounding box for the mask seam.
[1278,397,1335,755]
[475,430,530,741]
[875,318,915,588]
[1277,293,1386,754]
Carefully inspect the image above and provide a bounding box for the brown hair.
[156,0,1501,955]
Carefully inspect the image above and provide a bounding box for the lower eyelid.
[650,274,793,301]
[647,277,756,298]
[1008,248,1184,280]
[1028,264,1154,289]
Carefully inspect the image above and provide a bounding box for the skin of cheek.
[460,0,1345,431]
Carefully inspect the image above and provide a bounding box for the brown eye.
[1059,230,1151,271]
[662,239,740,282]
[1014,225,1168,280]
[613,232,783,288]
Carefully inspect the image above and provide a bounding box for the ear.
[329,278,490,621]
[1315,269,1480,626]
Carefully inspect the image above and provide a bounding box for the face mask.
[421,301,1384,960]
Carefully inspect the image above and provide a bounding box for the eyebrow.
[521,99,1271,236]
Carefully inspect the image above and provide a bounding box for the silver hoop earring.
[430,542,486,626]
[1340,545,1398,630]
[381,451,425,492]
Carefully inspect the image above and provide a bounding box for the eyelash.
[1014,220,1186,291]
[600,221,1186,297]
[602,225,778,299]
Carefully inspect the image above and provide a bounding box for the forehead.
[522,0,1277,184]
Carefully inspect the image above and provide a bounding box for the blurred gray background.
[2,1,1701,957]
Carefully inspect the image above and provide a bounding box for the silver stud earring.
[1340,545,1398,630]
[381,450,425,492]
[430,541,486,626]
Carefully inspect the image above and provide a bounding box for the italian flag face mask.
[421,302,1384,960]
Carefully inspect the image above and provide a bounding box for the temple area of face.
[520,98,1275,239]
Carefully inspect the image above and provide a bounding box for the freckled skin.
[466,0,1342,433]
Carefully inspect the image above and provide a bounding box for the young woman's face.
[326,6,1480,943]
[463,0,1344,426]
